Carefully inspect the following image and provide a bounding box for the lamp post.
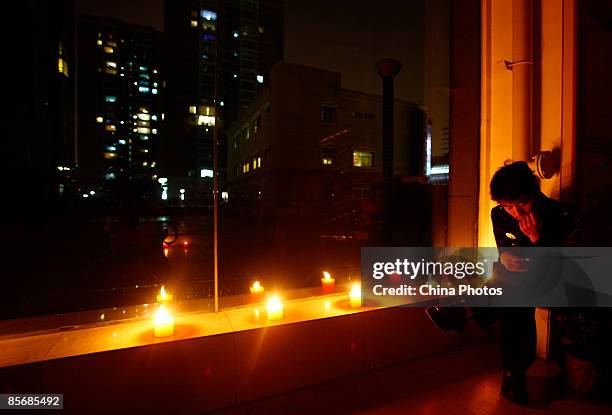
[376,59,402,242]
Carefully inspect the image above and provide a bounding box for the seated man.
[427,161,581,405]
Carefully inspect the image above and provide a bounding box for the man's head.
[490,161,540,220]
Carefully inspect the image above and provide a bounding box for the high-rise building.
[77,16,163,194]
[162,0,284,189]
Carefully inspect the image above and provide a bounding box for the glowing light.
[256,74,264,83]
[321,271,335,293]
[349,283,362,308]
[266,295,283,321]
[153,305,175,337]
[250,281,265,302]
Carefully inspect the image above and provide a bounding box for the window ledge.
[0,292,376,369]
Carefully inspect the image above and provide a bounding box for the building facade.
[226,62,425,214]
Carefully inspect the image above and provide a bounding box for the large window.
[6,0,452,335]
[352,150,373,168]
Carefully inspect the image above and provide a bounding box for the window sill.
[0,291,375,369]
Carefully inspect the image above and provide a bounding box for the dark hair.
[490,161,540,202]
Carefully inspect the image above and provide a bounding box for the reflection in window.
[352,150,373,168]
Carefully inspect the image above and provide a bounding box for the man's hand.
[500,251,530,272]
[519,212,540,244]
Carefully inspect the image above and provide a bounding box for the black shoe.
[501,370,528,405]
[425,306,467,332]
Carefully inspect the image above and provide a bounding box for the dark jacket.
[491,193,581,250]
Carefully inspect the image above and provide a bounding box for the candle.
[266,295,284,321]
[349,283,362,308]
[249,280,265,303]
[153,305,175,337]
[321,271,336,294]
[156,285,173,303]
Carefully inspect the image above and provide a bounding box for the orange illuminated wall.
[476,0,577,247]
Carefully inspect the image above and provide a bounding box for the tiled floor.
[208,340,611,415]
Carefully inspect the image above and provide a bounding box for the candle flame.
[350,283,361,297]
[323,271,332,281]
[253,281,261,290]
[160,285,167,299]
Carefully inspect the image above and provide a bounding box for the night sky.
[76,0,426,103]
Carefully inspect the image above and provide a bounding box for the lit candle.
[153,305,175,337]
[349,283,362,308]
[321,271,335,294]
[266,295,284,321]
[249,280,265,303]
[156,285,173,303]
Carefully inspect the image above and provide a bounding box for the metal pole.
[212,0,220,312]
[376,59,401,243]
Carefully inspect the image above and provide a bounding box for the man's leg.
[498,307,536,404]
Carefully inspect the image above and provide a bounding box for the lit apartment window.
[189,106,197,114]
[190,20,198,27]
[198,115,215,126]
[257,157,262,169]
[103,152,117,159]
[137,113,151,121]
[97,39,103,46]
[137,127,151,134]
[104,46,114,54]
[96,116,103,123]
[107,41,118,47]
[353,150,373,168]
[105,96,117,103]
[322,148,336,166]
[106,61,117,68]
[321,104,337,123]
[201,9,217,20]
[105,125,116,132]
